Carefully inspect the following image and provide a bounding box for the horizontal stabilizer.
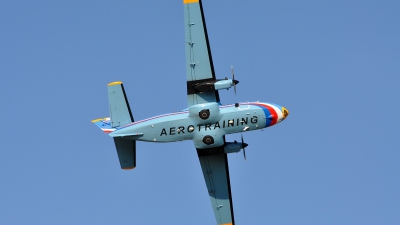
[113,137,136,170]
[108,81,134,127]
[91,117,116,134]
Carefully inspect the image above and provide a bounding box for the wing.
[184,1,233,223]
[184,0,220,107]
[197,148,235,225]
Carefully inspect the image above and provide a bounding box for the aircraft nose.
[282,107,289,120]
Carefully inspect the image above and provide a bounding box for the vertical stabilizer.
[107,81,134,127]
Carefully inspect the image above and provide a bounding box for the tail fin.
[92,81,137,170]
[108,81,134,127]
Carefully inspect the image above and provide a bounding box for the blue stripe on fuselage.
[252,104,271,127]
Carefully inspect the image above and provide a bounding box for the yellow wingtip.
[108,81,122,86]
[183,0,199,4]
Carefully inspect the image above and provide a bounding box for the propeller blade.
[241,134,247,161]
[231,66,236,95]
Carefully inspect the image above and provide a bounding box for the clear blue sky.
[1,1,399,224]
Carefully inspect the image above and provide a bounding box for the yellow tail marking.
[91,118,105,123]
[220,223,233,225]
[107,81,122,86]
[183,0,199,4]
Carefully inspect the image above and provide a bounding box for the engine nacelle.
[192,79,239,93]
[214,79,238,90]
[189,102,220,122]
[224,142,247,154]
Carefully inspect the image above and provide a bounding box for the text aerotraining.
[160,116,258,136]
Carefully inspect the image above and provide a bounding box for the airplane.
[92,0,289,224]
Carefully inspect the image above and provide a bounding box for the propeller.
[241,134,248,161]
[233,134,248,160]
[231,66,239,95]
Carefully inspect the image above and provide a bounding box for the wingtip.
[107,81,123,86]
[183,0,199,4]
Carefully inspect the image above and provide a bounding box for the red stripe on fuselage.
[253,103,278,126]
